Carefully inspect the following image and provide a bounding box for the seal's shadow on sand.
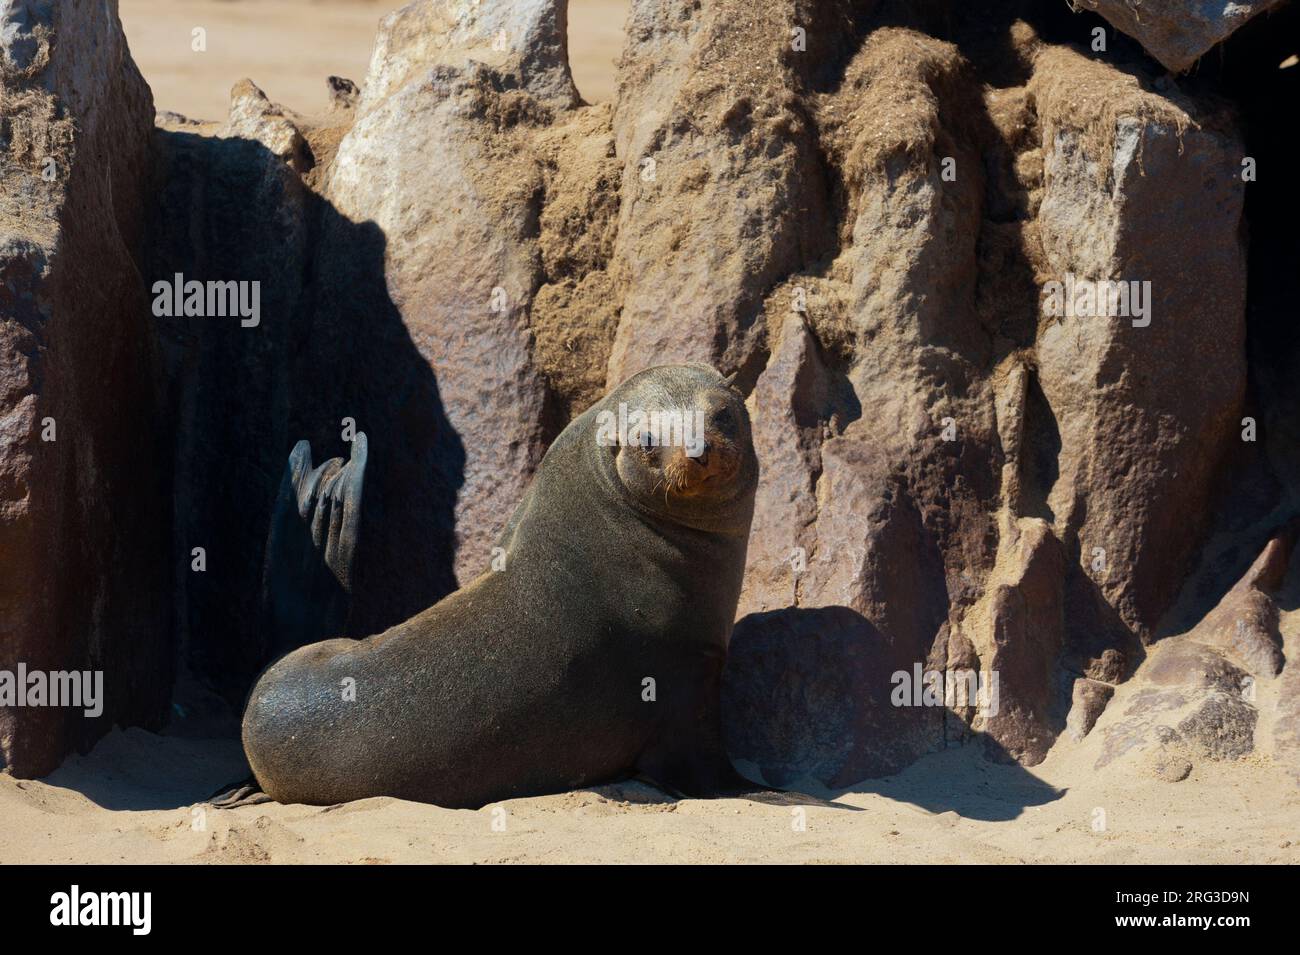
[723,605,1065,822]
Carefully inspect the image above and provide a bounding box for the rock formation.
[2,0,1297,786]
[0,0,170,775]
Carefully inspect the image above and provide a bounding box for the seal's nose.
[666,440,736,496]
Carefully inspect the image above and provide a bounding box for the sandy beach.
[4,658,1296,864]
[120,0,629,120]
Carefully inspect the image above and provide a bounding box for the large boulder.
[728,25,1002,780]
[0,0,170,775]
[722,605,942,789]
[1073,0,1288,73]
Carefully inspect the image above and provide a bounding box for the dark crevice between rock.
[145,110,465,707]
[1017,369,1060,524]
[1149,1,1300,641]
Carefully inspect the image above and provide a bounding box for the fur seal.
[239,364,758,807]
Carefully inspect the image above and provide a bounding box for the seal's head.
[594,364,758,535]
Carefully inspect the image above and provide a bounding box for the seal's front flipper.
[209,776,274,809]
[634,739,760,799]
[631,771,687,800]
[261,433,368,661]
[635,649,770,799]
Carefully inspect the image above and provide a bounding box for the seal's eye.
[712,408,737,437]
[636,430,655,451]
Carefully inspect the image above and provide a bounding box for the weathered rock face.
[1073,0,1288,73]
[723,25,998,779]
[721,11,1249,780]
[7,0,1294,791]
[1031,45,1248,643]
[605,0,836,384]
[0,0,170,775]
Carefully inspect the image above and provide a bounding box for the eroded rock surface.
[722,12,1249,780]
[0,0,169,775]
[605,0,835,384]
[1031,45,1247,643]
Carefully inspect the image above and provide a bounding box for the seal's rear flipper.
[261,433,368,660]
[209,776,273,809]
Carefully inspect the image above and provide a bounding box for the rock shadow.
[723,605,1064,821]
[147,128,463,708]
[292,180,464,640]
